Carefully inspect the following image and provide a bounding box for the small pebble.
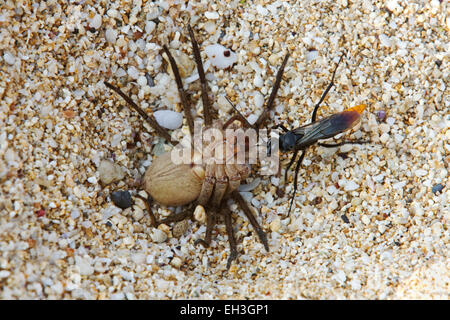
[87,176,97,184]
[270,218,281,233]
[344,181,359,191]
[98,160,126,185]
[376,110,386,121]
[111,191,132,209]
[127,66,139,80]
[158,223,171,235]
[151,229,168,243]
[256,5,269,16]
[132,206,144,221]
[153,110,183,130]
[107,9,118,18]
[145,73,155,87]
[36,209,45,217]
[361,215,371,225]
[105,28,118,43]
[194,205,206,223]
[204,44,237,69]
[305,50,318,62]
[89,14,102,29]
[254,74,263,87]
[253,91,264,109]
[137,75,147,87]
[3,52,15,65]
[341,214,350,223]
[70,209,80,219]
[379,34,392,47]
[205,11,219,19]
[170,257,183,268]
[431,183,444,194]
[204,21,216,34]
[386,117,395,126]
[415,169,427,177]
[247,114,258,125]
[172,220,189,238]
[75,256,94,276]
[379,133,389,144]
[145,21,156,34]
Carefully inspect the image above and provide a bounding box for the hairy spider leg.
[162,45,194,136]
[255,53,291,129]
[188,25,216,126]
[222,206,238,270]
[136,194,195,226]
[104,82,176,145]
[232,191,269,252]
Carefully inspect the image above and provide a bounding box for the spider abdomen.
[143,152,205,206]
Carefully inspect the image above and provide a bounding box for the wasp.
[271,54,369,215]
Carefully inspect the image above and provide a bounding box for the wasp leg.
[232,191,269,252]
[222,206,238,270]
[254,53,290,129]
[104,82,176,145]
[318,139,370,148]
[311,53,345,123]
[287,149,307,216]
[188,25,216,126]
[162,45,194,137]
[271,124,290,133]
[284,149,299,183]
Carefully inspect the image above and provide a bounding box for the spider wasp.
[270,54,369,215]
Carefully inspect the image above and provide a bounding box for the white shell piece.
[204,44,237,69]
[153,110,183,130]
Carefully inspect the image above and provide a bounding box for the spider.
[104,25,289,269]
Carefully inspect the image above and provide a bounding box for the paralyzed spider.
[104,25,289,268]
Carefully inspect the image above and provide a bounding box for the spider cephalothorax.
[144,118,252,208]
[105,25,289,269]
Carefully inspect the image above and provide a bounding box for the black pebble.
[111,190,132,209]
[341,214,350,223]
[431,183,444,194]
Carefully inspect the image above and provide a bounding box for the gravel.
[111,191,133,209]
[98,160,126,185]
[153,110,183,130]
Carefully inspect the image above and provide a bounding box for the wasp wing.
[292,111,361,148]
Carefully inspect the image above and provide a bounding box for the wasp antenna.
[310,54,344,123]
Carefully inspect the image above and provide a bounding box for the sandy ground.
[0,0,448,299]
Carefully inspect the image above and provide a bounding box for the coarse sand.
[0,0,448,299]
